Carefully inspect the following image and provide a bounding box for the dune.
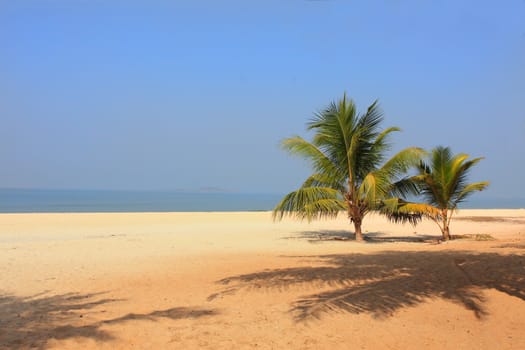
[1,209,524,349]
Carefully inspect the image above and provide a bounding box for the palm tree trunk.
[441,210,451,241]
[442,225,451,241]
[353,219,364,242]
[348,201,365,242]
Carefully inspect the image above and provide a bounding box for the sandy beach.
[1,209,524,349]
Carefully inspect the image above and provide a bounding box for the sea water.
[0,188,283,213]
[0,188,522,213]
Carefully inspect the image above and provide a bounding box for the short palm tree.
[411,146,489,241]
[273,94,426,241]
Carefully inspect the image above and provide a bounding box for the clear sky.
[1,0,524,198]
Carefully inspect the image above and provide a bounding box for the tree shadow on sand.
[0,291,218,350]
[209,251,525,322]
[282,230,440,243]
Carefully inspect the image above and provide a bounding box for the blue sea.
[0,188,523,213]
[0,188,283,213]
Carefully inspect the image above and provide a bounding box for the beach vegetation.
[409,146,489,240]
[273,94,428,241]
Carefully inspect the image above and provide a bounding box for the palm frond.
[381,147,427,180]
[273,187,345,221]
[281,136,343,180]
[389,177,421,198]
[449,157,485,204]
[357,170,391,209]
[371,126,401,155]
[303,198,347,219]
[300,173,346,193]
[380,198,440,225]
[352,102,388,180]
[452,181,490,208]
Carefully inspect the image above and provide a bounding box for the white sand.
[1,210,524,349]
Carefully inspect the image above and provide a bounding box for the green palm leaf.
[273,187,345,221]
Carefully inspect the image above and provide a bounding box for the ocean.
[0,188,523,213]
[0,188,283,213]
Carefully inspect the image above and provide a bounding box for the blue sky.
[1,0,524,199]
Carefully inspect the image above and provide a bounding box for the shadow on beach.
[0,291,217,349]
[283,230,440,243]
[209,251,525,322]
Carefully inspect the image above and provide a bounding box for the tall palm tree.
[273,94,426,241]
[411,146,489,241]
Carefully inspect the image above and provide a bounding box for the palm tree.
[273,94,426,241]
[410,146,489,241]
